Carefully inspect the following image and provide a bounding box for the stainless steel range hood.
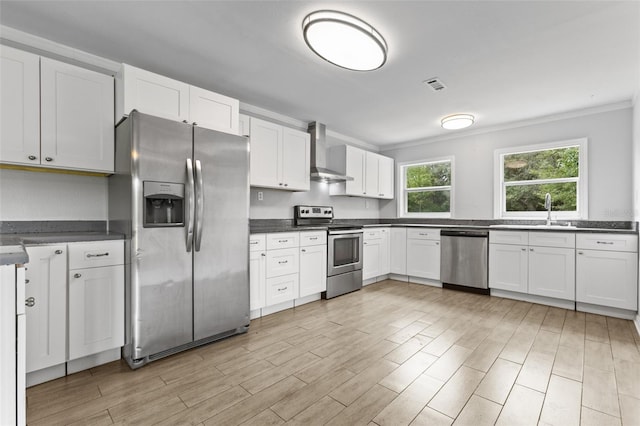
[308,122,354,183]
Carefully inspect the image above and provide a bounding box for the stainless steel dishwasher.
[440,229,489,294]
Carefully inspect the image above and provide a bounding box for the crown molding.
[381,100,634,153]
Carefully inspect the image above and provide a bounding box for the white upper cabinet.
[328,145,394,199]
[0,46,40,165]
[1,47,114,173]
[117,64,239,135]
[40,58,114,172]
[249,117,310,191]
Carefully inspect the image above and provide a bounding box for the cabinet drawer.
[364,229,382,240]
[407,228,440,241]
[300,231,326,247]
[529,232,575,249]
[266,233,299,250]
[249,234,266,252]
[576,233,638,252]
[266,248,299,278]
[68,241,124,269]
[265,274,298,306]
[490,231,528,245]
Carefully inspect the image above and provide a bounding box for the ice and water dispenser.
[143,181,185,227]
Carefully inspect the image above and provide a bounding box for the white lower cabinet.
[24,245,67,374]
[363,228,390,281]
[406,229,441,281]
[249,239,266,311]
[390,228,407,275]
[528,246,575,300]
[266,247,299,278]
[299,241,327,298]
[576,234,638,311]
[488,243,528,293]
[265,274,298,306]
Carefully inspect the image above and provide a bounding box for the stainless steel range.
[294,206,363,299]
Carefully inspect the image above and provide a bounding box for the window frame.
[494,138,588,220]
[397,156,455,218]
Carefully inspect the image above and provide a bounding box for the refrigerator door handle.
[186,158,195,252]
[194,159,204,251]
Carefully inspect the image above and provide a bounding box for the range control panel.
[294,205,333,219]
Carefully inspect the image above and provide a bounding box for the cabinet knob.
[379,193,383,196]
[279,183,283,186]
[436,242,439,245]
[28,155,37,161]
[74,273,82,278]
[530,248,534,252]
[521,248,526,251]
[55,249,63,255]
[284,183,288,187]
[45,157,53,162]
[363,192,366,195]
[25,279,29,284]
[193,122,198,126]
[578,251,584,255]
[25,297,35,307]
[261,253,265,257]
[301,249,306,252]
[183,120,189,124]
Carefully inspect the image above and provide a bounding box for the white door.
[363,239,382,281]
[345,146,365,196]
[40,58,114,172]
[68,265,125,360]
[390,228,407,275]
[379,228,390,275]
[378,156,394,199]
[364,151,379,198]
[119,64,189,121]
[488,243,528,293]
[249,251,266,310]
[299,245,327,297]
[249,117,281,188]
[24,245,67,373]
[0,46,40,166]
[189,85,239,134]
[281,127,310,191]
[406,239,440,280]
[576,249,638,310]
[528,246,575,300]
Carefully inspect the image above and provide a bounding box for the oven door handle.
[329,231,363,237]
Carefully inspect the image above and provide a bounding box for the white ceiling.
[1,1,639,146]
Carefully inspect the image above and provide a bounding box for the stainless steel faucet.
[544,193,552,225]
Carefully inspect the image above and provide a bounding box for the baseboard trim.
[490,289,575,310]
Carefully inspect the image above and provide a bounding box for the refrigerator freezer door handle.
[194,159,204,252]
[186,158,195,252]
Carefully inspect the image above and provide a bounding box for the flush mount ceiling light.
[302,10,387,71]
[441,114,475,130]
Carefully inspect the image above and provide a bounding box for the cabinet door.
[41,58,114,172]
[363,239,382,280]
[265,274,298,306]
[488,243,528,293]
[576,249,638,310]
[390,228,407,275]
[406,239,440,280]
[0,46,40,166]
[528,246,575,300]
[68,265,124,360]
[364,151,379,198]
[249,251,266,310]
[281,127,310,191]
[249,117,281,188]
[24,245,67,373]
[119,64,189,122]
[299,245,327,297]
[380,228,390,275]
[345,146,365,196]
[378,155,394,199]
[189,85,239,134]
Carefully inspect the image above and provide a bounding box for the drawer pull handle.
[278,240,288,243]
[578,251,584,255]
[278,260,288,264]
[250,241,258,245]
[55,250,63,255]
[86,252,109,258]
[309,237,318,240]
[74,273,82,278]
[25,297,35,307]
[596,241,614,245]
[277,286,288,292]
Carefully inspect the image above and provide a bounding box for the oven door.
[328,232,363,276]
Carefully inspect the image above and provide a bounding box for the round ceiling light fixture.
[441,114,475,130]
[302,10,388,71]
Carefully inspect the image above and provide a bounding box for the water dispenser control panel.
[143,181,185,227]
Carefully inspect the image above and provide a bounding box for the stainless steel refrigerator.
[109,111,250,369]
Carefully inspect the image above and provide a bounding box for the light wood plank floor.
[27,280,640,425]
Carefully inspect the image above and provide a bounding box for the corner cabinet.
[116,64,239,135]
[328,145,394,199]
[1,46,114,173]
[249,117,310,191]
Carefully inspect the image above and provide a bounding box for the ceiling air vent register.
[424,77,447,92]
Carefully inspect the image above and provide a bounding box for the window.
[398,157,454,218]
[494,138,588,219]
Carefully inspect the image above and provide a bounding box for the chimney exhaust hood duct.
[308,122,354,183]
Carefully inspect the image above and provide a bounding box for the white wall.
[380,106,634,221]
[0,169,107,220]
[250,182,379,219]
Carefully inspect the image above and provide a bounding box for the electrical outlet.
[257,191,263,201]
